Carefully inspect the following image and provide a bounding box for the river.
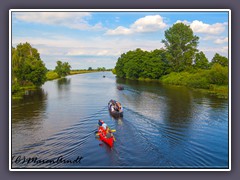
[11,71,229,169]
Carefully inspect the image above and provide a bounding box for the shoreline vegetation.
[12,23,229,100]
[12,70,110,100]
[121,76,228,99]
[113,23,229,99]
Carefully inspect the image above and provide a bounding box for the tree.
[115,48,169,80]
[54,61,71,77]
[194,51,209,69]
[162,23,199,72]
[211,53,228,67]
[23,57,47,86]
[88,67,92,71]
[12,42,47,87]
[97,67,106,71]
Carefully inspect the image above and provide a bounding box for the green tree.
[88,67,92,71]
[54,61,71,77]
[162,23,199,72]
[211,53,228,67]
[194,51,209,69]
[97,67,106,71]
[23,57,47,86]
[115,48,169,80]
[12,42,47,87]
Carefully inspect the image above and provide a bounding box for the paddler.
[98,120,114,138]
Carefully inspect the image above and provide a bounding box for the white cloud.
[176,20,190,25]
[198,46,228,61]
[13,12,103,30]
[214,37,228,44]
[106,26,132,35]
[175,20,227,35]
[199,46,228,55]
[106,15,167,35]
[190,20,226,35]
[12,34,164,59]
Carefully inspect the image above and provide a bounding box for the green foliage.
[46,71,59,80]
[112,68,116,74]
[162,23,199,72]
[194,51,209,69]
[12,42,47,87]
[208,63,228,85]
[12,83,21,94]
[23,57,47,86]
[54,61,71,77]
[88,67,93,71]
[97,67,106,71]
[115,48,169,80]
[211,53,228,67]
[160,64,228,89]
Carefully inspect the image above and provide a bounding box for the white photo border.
[9,9,231,171]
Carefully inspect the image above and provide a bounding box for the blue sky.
[11,10,229,70]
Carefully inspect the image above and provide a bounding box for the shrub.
[208,63,228,85]
[46,71,59,80]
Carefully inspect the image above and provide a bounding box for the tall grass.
[160,64,228,98]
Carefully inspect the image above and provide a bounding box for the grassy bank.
[13,70,107,99]
[159,69,228,98]
[46,70,105,81]
[12,85,37,100]
[69,70,99,75]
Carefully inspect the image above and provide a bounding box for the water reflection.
[12,88,48,154]
[11,72,229,168]
[162,85,194,126]
[12,88,47,124]
[57,78,71,91]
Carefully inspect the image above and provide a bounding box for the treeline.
[86,67,112,71]
[12,42,47,94]
[114,23,228,93]
[12,42,72,95]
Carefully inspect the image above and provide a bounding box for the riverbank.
[12,70,109,99]
[46,70,109,81]
[126,71,228,99]
[12,85,37,100]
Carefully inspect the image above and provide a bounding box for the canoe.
[108,100,123,117]
[97,127,114,147]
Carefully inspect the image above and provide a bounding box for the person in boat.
[98,120,113,138]
[116,101,123,112]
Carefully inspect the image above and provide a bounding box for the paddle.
[95,129,116,136]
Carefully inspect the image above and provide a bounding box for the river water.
[11,72,229,169]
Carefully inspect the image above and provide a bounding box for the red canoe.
[98,127,114,148]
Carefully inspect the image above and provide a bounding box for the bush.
[46,71,59,80]
[208,63,228,85]
[12,83,20,94]
[187,73,209,89]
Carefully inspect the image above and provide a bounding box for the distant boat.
[103,75,105,78]
[117,85,124,90]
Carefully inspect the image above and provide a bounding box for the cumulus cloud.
[176,20,227,35]
[190,20,226,34]
[12,35,164,58]
[13,12,103,30]
[214,37,228,44]
[106,15,167,35]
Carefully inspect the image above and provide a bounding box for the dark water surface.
[11,72,229,169]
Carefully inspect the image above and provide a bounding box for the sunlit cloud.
[176,20,227,35]
[13,12,103,30]
[214,37,228,44]
[106,15,167,35]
